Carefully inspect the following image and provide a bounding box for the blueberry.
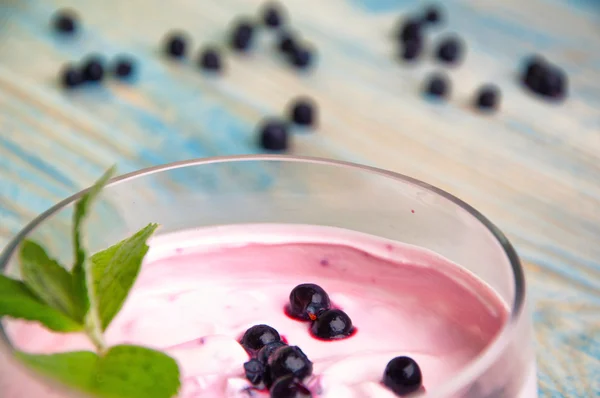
[423,5,442,24]
[60,65,82,88]
[258,341,288,364]
[241,325,281,352]
[262,3,285,28]
[475,85,500,111]
[289,46,313,69]
[310,309,353,340]
[424,73,450,98]
[268,346,313,382]
[289,98,316,127]
[259,119,289,151]
[436,36,463,64]
[199,47,223,72]
[53,9,78,34]
[81,55,105,83]
[112,56,135,79]
[277,32,298,54]
[538,65,567,99]
[288,283,330,320]
[401,38,422,61]
[382,356,423,395]
[270,374,312,398]
[397,19,422,42]
[244,359,265,386]
[165,33,188,58]
[521,56,567,99]
[522,55,547,90]
[230,20,255,52]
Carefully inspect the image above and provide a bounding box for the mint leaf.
[16,345,181,398]
[0,275,83,332]
[15,350,99,391]
[93,345,180,398]
[19,240,81,321]
[90,223,158,330]
[72,166,116,318]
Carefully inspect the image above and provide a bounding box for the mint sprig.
[0,167,181,398]
[72,166,116,321]
[19,240,82,322]
[91,223,158,331]
[0,275,82,332]
[16,345,181,398]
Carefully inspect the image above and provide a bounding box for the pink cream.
[3,224,508,397]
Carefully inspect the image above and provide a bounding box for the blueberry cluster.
[60,54,136,89]
[258,97,318,152]
[162,2,315,75]
[394,4,505,113]
[521,55,567,100]
[396,5,444,62]
[238,284,423,397]
[258,2,317,70]
[239,325,313,397]
[52,9,137,90]
[287,283,354,340]
[163,31,225,74]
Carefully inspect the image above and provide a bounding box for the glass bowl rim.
[0,154,526,397]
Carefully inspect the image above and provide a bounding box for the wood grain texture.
[0,0,598,396]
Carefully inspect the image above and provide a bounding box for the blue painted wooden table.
[0,0,599,396]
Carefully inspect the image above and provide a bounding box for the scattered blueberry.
[259,119,289,151]
[475,85,500,111]
[262,2,285,28]
[81,55,105,83]
[241,325,281,352]
[521,56,567,100]
[277,31,298,54]
[383,356,423,396]
[165,33,188,58]
[60,65,83,88]
[538,66,567,99]
[230,20,255,52]
[258,341,288,364]
[268,346,313,382]
[289,98,317,127]
[523,55,546,88]
[244,359,266,386]
[424,73,449,98]
[436,36,463,64]
[270,374,312,398]
[288,284,330,320]
[401,38,422,61]
[199,47,223,72]
[112,56,135,79]
[289,45,313,69]
[53,9,78,34]
[423,5,442,24]
[397,19,422,42]
[310,309,353,340]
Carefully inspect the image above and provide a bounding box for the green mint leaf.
[16,345,181,398]
[19,240,82,321]
[93,345,181,398]
[72,166,116,318]
[90,223,158,330]
[15,350,99,391]
[0,275,83,332]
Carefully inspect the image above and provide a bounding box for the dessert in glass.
[0,156,537,397]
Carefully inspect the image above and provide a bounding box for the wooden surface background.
[0,0,598,396]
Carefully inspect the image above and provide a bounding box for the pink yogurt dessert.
[3,224,517,397]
